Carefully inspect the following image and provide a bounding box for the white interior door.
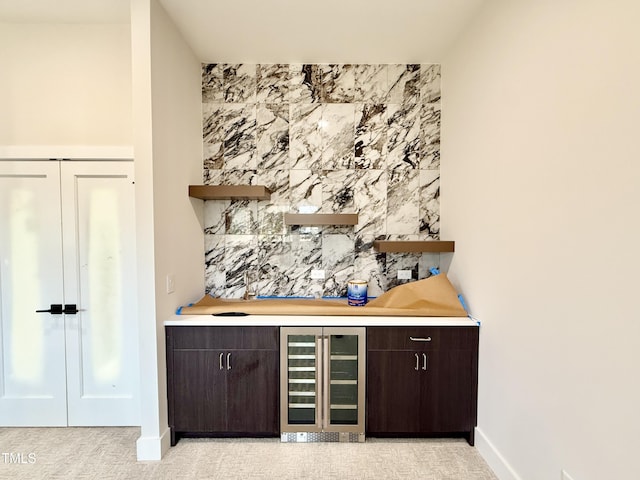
[0,160,139,427]
[60,161,139,426]
[0,161,68,426]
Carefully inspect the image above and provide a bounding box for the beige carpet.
[0,428,497,479]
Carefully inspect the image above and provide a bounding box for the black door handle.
[36,304,63,314]
[63,304,78,314]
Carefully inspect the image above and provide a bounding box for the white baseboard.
[136,427,171,461]
[475,427,523,480]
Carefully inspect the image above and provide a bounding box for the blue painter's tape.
[458,294,469,313]
[256,295,315,299]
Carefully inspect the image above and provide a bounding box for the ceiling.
[0,0,486,63]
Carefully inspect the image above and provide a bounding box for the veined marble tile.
[205,234,226,296]
[225,200,257,235]
[388,64,420,103]
[203,103,225,169]
[203,168,224,185]
[289,169,322,213]
[257,235,292,295]
[290,274,324,298]
[289,64,323,103]
[204,199,229,234]
[354,65,388,103]
[224,235,258,298]
[322,170,357,213]
[354,234,387,297]
[257,169,289,235]
[290,103,323,170]
[322,233,355,297]
[386,252,420,289]
[387,169,419,234]
[223,104,257,170]
[319,64,355,103]
[321,104,355,170]
[204,143,224,171]
[257,169,289,203]
[419,169,440,236]
[257,64,290,103]
[202,63,223,103]
[355,104,387,169]
[354,170,387,235]
[386,103,421,169]
[202,62,443,299]
[203,103,225,143]
[420,103,441,170]
[419,252,442,279]
[223,169,258,185]
[283,233,323,296]
[223,64,256,103]
[289,232,322,266]
[257,103,289,170]
[420,64,441,103]
[257,204,287,235]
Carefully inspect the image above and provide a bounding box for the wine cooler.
[280,327,365,442]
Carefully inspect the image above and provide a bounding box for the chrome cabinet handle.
[219,352,224,370]
[423,353,428,371]
[410,336,432,342]
[227,352,231,370]
[415,353,420,371]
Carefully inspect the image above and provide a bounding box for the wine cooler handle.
[219,352,224,370]
[415,353,420,371]
[323,335,330,430]
[227,352,232,370]
[423,353,428,371]
[316,335,323,429]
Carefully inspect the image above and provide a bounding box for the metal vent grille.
[280,432,365,443]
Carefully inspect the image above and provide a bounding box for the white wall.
[131,0,204,461]
[0,23,132,147]
[441,1,640,479]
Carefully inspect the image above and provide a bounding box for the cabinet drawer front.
[168,326,279,350]
[367,327,478,351]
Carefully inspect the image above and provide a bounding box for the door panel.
[420,349,474,433]
[366,350,422,433]
[171,350,227,432]
[60,161,139,426]
[226,349,279,434]
[0,161,67,426]
[0,160,139,427]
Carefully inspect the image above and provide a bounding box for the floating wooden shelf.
[284,213,359,226]
[372,240,455,253]
[188,185,271,200]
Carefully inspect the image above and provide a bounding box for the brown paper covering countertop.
[179,274,467,317]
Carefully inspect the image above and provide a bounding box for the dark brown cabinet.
[366,326,479,445]
[166,326,279,445]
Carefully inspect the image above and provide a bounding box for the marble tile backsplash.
[202,63,443,299]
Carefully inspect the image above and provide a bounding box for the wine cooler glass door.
[326,332,363,427]
[284,330,321,429]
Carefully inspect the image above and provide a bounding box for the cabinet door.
[366,350,422,433]
[171,350,227,432]
[419,349,475,433]
[226,349,279,435]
